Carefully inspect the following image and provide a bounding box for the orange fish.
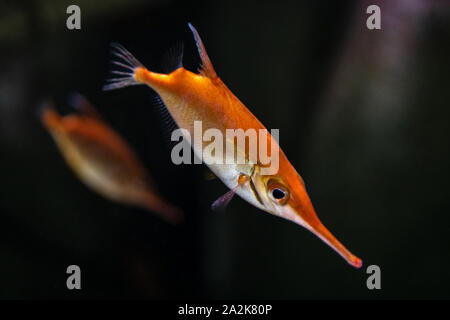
[41,94,183,224]
[104,24,362,268]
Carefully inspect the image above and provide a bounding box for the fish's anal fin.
[188,23,218,79]
[162,41,184,74]
[151,94,179,146]
[211,174,249,211]
[67,92,102,119]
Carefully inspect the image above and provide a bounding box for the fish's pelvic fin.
[188,23,217,79]
[68,92,102,119]
[162,41,184,74]
[103,43,146,91]
[211,187,237,212]
[211,174,249,211]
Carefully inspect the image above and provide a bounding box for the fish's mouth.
[248,168,362,268]
[280,205,363,268]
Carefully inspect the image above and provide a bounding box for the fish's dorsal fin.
[68,93,102,119]
[188,23,217,79]
[162,41,184,74]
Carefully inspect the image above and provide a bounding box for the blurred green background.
[1,0,450,299]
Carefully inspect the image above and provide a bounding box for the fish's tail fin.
[103,43,147,91]
[39,101,62,131]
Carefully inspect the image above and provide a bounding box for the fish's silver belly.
[196,144,266,212]
[162,96,267,211]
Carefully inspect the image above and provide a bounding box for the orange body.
[105,24,362,267]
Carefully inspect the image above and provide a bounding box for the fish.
[40,94,183,224]
[103,24,362,268]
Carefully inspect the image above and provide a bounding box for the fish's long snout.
[141,191,184,225]
[307,222,362,268]
[158,205,184,225]
[285,203,362,268]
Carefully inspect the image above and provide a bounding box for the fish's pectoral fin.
[162,41,184,74]
[204,170,217,181]
[211,174,249,211]
[188,23,218,79]
[67,92,102,119]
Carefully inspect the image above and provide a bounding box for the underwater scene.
[1,0,450,302]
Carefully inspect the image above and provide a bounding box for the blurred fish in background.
[40,94,183,224]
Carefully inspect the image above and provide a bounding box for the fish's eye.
[267,180,289,205]
[272,188,286,200]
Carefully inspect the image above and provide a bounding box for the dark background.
[1,0,449,299]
